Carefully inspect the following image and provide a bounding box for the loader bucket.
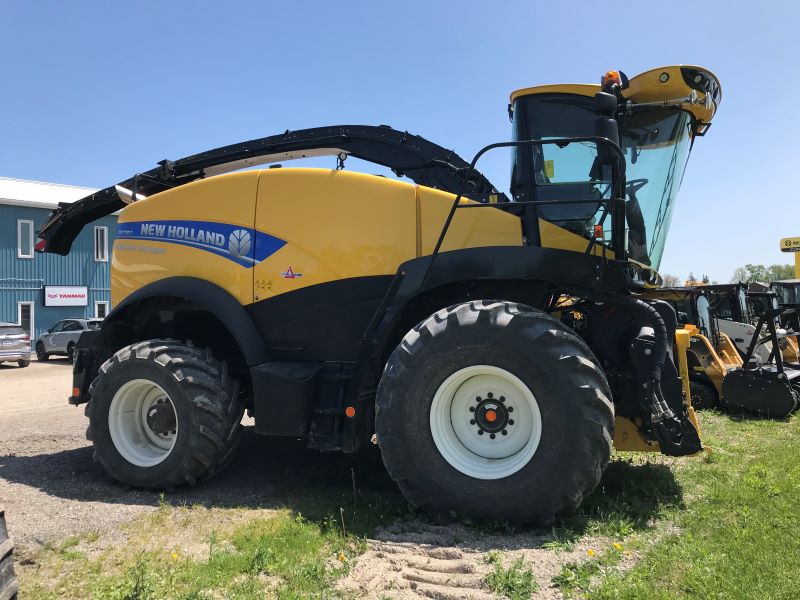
[721,368,799,418]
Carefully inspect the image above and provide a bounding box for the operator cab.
[509,65,721,271]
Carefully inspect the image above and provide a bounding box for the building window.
[17,220,34,259]
[95,301,109,319]
[94,226,108,262]
[17,302,34,338]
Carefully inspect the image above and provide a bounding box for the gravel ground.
[2,360,639,598]
[0,359,390,554]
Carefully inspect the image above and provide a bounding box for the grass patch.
[558,458,684,540]
[552,545,623,597]
[26,510,363,599]
[591,411,800,599]
[21,468,409,600]
[484,550,538,599]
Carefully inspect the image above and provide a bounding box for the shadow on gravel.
[0,426,403,533]
[0,425,683,544]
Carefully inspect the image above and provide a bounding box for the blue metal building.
[0,177,117,347]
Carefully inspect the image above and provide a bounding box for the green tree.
[731,263,794,283]
[767,264,794,280]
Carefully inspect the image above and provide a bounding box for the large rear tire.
[376,300,614,525]
[86,340,244,489]
[0,505,18,600]
[35,343,48,362]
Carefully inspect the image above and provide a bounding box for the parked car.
[0,323,31,368]
[35,318,102,363]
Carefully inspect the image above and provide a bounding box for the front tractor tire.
[86,340,244,489]
[376,301,614,526]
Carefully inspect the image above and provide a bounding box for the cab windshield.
[620,110,692,268]
[511,94,693,269]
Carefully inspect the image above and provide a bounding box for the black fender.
[104,277,268,366]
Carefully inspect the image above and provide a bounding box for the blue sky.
[2,1,798,282]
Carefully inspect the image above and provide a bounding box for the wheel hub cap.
[473,395,510,435]
[430,365,542,480]
[146,400,177,436]
[108,379,178,467]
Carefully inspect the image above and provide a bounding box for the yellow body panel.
[110,167,611,309]
[250,169,523,301]
[510,83,599,102]
[253,169,418,300]
[538,218,614,258]
[613,416,660,452]
[417,186,523,255]
[112,171,259,307]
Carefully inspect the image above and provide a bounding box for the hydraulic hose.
[598,293,680,434]
[600,294,668,382]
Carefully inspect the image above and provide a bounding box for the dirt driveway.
[0,360,396,551]
[1,360,669,599]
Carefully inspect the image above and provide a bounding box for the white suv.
[35,318,102,363]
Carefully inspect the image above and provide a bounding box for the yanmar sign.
[44,286,88,307]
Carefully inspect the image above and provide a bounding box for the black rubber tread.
[67,343,76,363]
[35,342,48,361]
[16,360,29,368]
[85,339,244,489]
[376,300,614,526]
[0,506,18,600]
[689,379,718,411]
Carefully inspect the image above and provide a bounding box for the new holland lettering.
[139,222,225,247]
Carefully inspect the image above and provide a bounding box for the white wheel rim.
[108,379,178,467]
[430,365,542,480]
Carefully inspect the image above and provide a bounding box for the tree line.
[659,264,794,288]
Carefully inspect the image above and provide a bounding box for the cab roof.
[510,65,721,126]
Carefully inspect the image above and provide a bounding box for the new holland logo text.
[139,223,226,248]
[116,220,286,268]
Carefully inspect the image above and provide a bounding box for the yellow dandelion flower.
[338,552,347,562]
[171,551,179,561]
[587,548,596,557]
[613,543,623,551]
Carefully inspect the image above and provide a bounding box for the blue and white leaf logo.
[228,229,252,259]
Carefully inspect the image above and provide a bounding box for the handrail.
[421,136,627,288]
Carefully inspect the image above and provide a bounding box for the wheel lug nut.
[487,392,493,399]
[470,419,476,425]
[502,430,508,435]
[469,406,475,412]
[499,396,505,403]
[509,419,515,426]
[478,430,484,436]
[508,407,514,413]
[490,433,496,439]
[476,396,482,402]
